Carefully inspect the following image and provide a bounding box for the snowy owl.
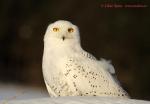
[42,20,129,98]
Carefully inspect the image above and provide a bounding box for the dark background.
[0,0,150,100]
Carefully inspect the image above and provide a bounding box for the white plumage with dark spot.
[42,20,129,98]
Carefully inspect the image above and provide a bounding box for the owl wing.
[62,56,128,97]
[81,50,115,74]
[81,50,96,60]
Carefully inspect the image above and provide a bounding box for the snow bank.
[0,83,48,100]
[1,97,150,104]
[0,83,149,104]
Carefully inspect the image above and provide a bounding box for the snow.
[1,97,150,104]
[0,83,150,104]
[0,83,48,100]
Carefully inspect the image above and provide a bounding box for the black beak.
[62,36,65,41]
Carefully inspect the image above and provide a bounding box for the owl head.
[44,20,80,45]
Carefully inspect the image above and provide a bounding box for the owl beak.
[62,36,65,41]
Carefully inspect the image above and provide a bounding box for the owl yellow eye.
[68,28,74,33]
[53,27,59,32]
